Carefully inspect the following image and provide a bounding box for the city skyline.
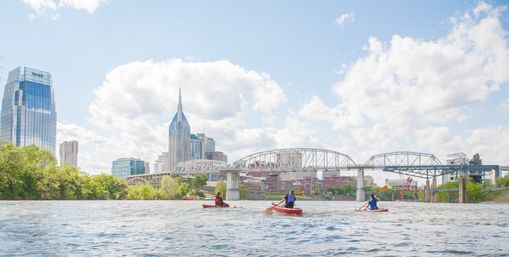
[0,1,509,180]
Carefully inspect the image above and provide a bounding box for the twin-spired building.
[0,67,57,154]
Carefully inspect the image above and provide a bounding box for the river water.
[0,201,508,256]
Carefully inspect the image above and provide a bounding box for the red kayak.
[202,204,229,208]
[272,203,303,215]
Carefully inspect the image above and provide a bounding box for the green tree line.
[127,174,209,200]
[0,144,127,200]
[0,144,215,200]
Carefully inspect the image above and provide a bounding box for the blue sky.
[1,0,509,180]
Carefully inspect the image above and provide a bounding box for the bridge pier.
[222,169,240,201]
[431,177,437,203]
[459,175,467,203]
[424,179,431,203]
[356,169,365,202]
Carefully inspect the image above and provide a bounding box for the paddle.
[356,185,388,211]
[265,199,284,213]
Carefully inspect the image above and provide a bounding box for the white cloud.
[59,0,105,13]
[79,59,286,173]
[22,0,105,19]
[336,12,355,27]
[332,2,509,130]
[294,2,509,169]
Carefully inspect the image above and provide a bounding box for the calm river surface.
[0,201,508,256]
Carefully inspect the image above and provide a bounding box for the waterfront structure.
[112,158,146,178]
[168,89,190,171]
[59,140,78,167]
[1,67,57,154]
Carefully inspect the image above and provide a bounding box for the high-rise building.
[1,67,57,154]
[154,152,169,173]
[197,133,215,159]
[206,151,228,162]
[168,89,190,171]
[190,134,202,160]
[144,162,151,174]
[59,140,78,167]
[112,158,146,177]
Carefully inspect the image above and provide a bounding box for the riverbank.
[486,188,509,202]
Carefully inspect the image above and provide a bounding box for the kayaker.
[284,189,296,208]
[366,193,379,210]
[214,192,229,207]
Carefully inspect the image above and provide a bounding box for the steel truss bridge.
[126,148,501,200]
[231,149,500,179]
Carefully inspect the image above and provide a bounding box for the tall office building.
[1,67,57,154]
[144,162,150,174]
[154,152,169,173]
[59,140,78,167]
[112,158,146,177]
[197,133,215,159]
[190,134,202,160]
[168,89,190,171]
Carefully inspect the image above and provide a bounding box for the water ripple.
[0,201,508,256]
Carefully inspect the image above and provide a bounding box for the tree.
[158,176,191,199]
[176,182,190,198]
[467,182,485,203]
[191,173,208,191]
[215,181,226,198]
[128,184,157,200]
[437,181,459,202]
[497,175,509,188]
[239,182,250,200]
[159,176,175,199]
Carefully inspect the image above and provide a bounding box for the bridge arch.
[363,151,443,179]
[126,176,150,186]
[233,148,356,172]
[364,151,442,167]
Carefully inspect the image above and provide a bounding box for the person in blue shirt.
[367,193,379,210]
[284,189,296,208]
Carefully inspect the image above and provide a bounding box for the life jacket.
[215,196,223,206]
[287,194,296,203]
[368,198,377,209]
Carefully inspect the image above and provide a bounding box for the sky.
[1,0,509,182]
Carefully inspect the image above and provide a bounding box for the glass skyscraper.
[168,89,190,171]
[0,67,57,155]
[190,134,202,160]
[111,158,146,177]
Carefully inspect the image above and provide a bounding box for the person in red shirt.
[214,192,229,207]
